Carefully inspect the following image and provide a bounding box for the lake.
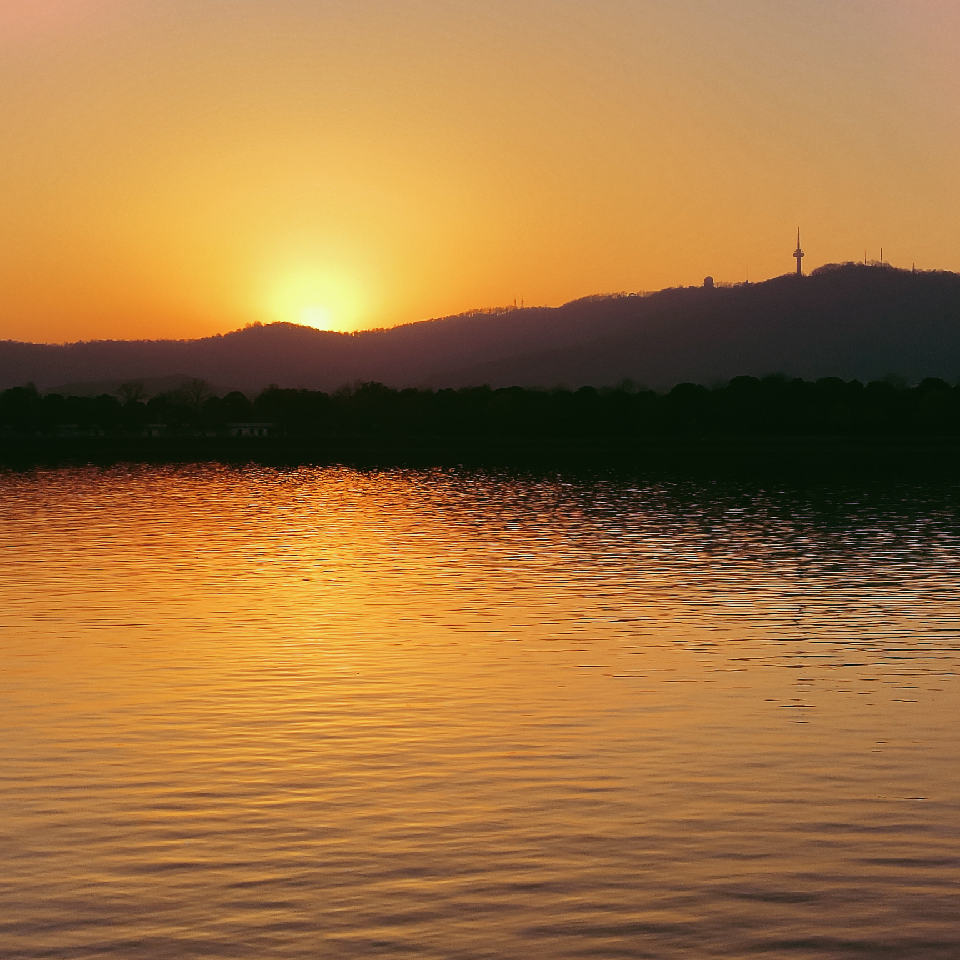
[1,464,958,959]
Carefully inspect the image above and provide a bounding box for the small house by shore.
[227,422,277,438]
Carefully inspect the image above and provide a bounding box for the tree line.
[2,375,960,439]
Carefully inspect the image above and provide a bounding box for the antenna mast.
[793,229,804,277]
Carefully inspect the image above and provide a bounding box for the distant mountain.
[3,263,960,395]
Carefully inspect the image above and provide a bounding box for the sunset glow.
[2,1,959,342]
[266,267,366,333]
[299,306,333,331]
[5,6,960,951]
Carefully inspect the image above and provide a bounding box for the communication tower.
[794,229,804,277]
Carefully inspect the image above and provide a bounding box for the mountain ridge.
[3,263,960,395]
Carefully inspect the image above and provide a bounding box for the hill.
[2,263,960,394]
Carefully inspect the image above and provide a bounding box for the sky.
[2,0,959,341]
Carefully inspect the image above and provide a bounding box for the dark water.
[1,465,958,959]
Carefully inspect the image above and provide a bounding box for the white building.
[227,422,276,437]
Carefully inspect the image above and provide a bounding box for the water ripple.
[1,465,958,958]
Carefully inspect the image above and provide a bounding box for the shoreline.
[3,434,960,479]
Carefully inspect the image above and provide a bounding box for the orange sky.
[2,1,959,340]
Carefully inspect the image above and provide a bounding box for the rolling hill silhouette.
[3,263,959,395]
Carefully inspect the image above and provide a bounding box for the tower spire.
[793,228,804,277]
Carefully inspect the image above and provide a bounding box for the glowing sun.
[267,267,366,333]
[299,305,333,330]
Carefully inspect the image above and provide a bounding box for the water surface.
[1,465,958,958]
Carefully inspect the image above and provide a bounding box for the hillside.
[2,263,960,394]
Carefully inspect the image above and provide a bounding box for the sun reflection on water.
[0,465,958,959]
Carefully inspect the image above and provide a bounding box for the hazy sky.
[2,0,959,340]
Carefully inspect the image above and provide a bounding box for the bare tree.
[184,378,210,413]
[117,380,146,405]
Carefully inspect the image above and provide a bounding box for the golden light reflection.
[3,466,960,952]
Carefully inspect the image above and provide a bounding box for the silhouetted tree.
[118,380,147,405]
[184,378,210,414]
